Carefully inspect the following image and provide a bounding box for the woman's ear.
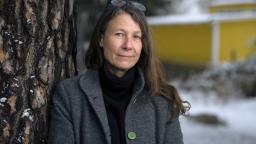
[99,34,104,47]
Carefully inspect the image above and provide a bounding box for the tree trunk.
[0,0,77,143]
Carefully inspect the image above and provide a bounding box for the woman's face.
[100,12,142,77]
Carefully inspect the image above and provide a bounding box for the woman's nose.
[123,36,133,50]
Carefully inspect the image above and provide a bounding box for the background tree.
[0,0,77,143]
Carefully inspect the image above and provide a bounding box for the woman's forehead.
[106,13,141,32]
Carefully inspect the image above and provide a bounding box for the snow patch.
[180,90,256,138]
[14,83,19,87]
[0,97,7,103]
[18,41,23,45]
[21,108,33,121]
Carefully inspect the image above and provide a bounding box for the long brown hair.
[85,4,190,115]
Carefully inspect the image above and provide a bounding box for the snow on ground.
[181,118,256,144]
[179,90,256,144]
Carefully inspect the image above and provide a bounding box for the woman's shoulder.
[150,94,170,106]
[57,74,80,89]
[58,69,97,85]
[149,95,179,118]
[56,69,98,91]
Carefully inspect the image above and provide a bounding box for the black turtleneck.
[99,64,135,144]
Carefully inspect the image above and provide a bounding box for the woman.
[48,0,189,144]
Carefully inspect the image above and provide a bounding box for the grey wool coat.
[48,68,184,144]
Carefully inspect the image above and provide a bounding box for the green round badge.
[128,131,136,140]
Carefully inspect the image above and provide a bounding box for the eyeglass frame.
[106,0,146,13]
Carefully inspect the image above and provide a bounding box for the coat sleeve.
[164,114,184,144]
[48,82,75,144]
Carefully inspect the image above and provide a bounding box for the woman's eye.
[115,33,124,37]
[134,35,142,40]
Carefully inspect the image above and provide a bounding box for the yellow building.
[148,0,256,66]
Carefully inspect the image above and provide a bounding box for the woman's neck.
[104,62,128,78]
[100,63,136,92]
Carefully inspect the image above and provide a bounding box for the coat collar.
[78,67,145,143]
[79,67,145,104]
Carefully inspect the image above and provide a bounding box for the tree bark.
[0,0,77,143]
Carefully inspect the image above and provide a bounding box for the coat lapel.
[79,70,111,144]
[125,69,156,144]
